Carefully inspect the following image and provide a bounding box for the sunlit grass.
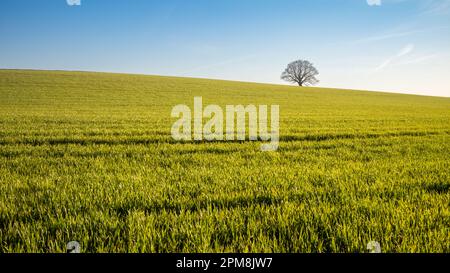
[0,69,449,253]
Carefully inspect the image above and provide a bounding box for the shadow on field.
[0,130,442,147]
[111,194,306,217]
[424,182,450,194]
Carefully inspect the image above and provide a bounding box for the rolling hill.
[0,69,449,252]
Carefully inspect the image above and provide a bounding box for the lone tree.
[281,60,319,86]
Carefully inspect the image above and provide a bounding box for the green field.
[0,69,449,253]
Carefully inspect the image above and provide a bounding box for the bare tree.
[281,60,319,86]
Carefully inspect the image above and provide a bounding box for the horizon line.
[1,67,449,99]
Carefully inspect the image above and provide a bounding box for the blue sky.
[1,0,449,97]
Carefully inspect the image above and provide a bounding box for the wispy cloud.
[399,53,440,65]
[367,0,382,6]
[352,26,450,44]
[422,0,450,15]
[397,44,415,57]
[355,30,418,43]
[370,0,450,14]
[66,0,81,6]
[375,43,414,71]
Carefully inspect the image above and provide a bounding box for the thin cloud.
[354,30,417,43]
[66,0,81,6]
[352,26,450,44]
[397,44,415,57]
[400,53,440,65]
[375,59,393,71]
[367,0,382,6]
[375,44,414,71]
[422,0,450,15]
